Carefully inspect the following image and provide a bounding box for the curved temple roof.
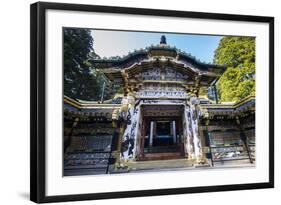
[200,95,255,118]
[88,36,226,86]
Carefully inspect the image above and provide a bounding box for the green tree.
[214,36,255,102]
[64,28,99,100]
[64,28,121,101]
[63,28,96,100]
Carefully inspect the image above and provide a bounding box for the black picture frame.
[30,1,274,203]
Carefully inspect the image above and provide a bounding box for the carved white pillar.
[182,104,195,159]
[119,93,142,162]
[190,96,203,162]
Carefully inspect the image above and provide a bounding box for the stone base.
[213,159,253,167]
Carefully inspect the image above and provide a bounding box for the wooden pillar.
[64,117,79,153]
[236,116,253,163]
[140,118,147,160]
[115,121,125,165]
[149,121,154,147]
[172,120,176,144]
[205,119,214,167]
[175,118,184,155]
[213,84,218,104]
[198,122,206,147]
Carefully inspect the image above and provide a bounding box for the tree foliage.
[199,87,207,96]
[64,28,118,101]
[214,36,255,102]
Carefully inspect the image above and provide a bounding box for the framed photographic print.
[30,1,274,203]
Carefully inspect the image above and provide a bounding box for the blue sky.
[91,30,222,63]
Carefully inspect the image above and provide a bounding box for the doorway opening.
[139,105,185,161]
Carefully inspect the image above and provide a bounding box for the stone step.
[144,145,181,153]
[128,158,194,171]
[143,152,183,161]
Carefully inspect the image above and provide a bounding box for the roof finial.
[160,35,167,45]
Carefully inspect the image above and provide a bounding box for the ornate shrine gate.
[89,36,226,168]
